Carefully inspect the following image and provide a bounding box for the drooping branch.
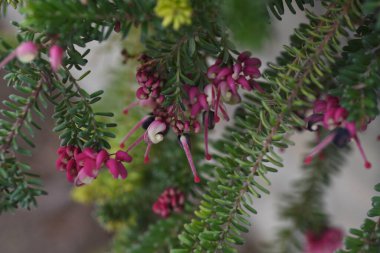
[174,1,362,251]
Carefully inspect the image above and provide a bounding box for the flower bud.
[16,42,38,63]
[49,45,64,72]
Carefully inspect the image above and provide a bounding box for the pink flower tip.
[123,109,129,115]
[365,161,372,169]
[119,143,125,148]
[144,156,150,164]
[16,41,38,63]
[304,156,313,165]
[194,175,201,183]
[205,154,212,160]
[49,45,64,72]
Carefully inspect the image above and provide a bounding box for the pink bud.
[49,45,64,72]
[244,57,261,67]
[237,51,252,62]
[16,42,38,63]
[115,150,132,163]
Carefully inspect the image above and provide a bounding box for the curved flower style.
[304,96,372,169]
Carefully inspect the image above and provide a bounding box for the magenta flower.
[152,187,185,218]
[120,51,262,183]
[56,146,132,186]
[304,96,372,169]
[305,228,343,253]
[49,45,64,72]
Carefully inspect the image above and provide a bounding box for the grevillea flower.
[56,146,132,186]
[152,187,185,218]
[0,41,38,69]
[121,52,261,183]
[49,45,64,72]
[304,96,372,169]
[305,228,343,253]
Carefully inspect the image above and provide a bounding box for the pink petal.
[115,150,132,163]
[96,149,109,169]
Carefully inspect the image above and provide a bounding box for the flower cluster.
[56,146,132,186]
[121,51,261,183]
[304,96,372,169]
[0,41,64,72]
[305,227,343,253]
[154,0,192,30]
[152,187,185,218]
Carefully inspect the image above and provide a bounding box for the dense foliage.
[0,0,379,252]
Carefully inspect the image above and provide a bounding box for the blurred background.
[0,5,379,253]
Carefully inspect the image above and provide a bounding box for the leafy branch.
[338,183,380,252]
[0,67,49,212]
[174,1,362,252]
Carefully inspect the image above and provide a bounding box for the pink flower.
[120,51,262,183]
[305,228,343,253]
[16,42,39,62]
[152,187,185,218]
[304,96,372,169]
[49,45,64,72]
[56,146,132,186]
[0,41,38,69]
